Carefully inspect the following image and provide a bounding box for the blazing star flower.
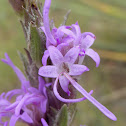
[78,32,100,66]
[1,0,117,125]
[39,46,89,96]
[41,0,100,69]
[1,53,30,94]
[1,54,48,126]
[40,46,93,101]
[0,92,34,126]
[39,0,117,122]
[60,23,100,66]
[39,46,117,121]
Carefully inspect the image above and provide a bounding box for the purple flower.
[39,46,89,96]
[41,0,100,68]
[39,46,117,121]
[78,32,100,66]
[60,23,100,67]
[1,0,117,125]
[1,54,48,126]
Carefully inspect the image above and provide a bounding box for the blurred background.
[0,0,126,126]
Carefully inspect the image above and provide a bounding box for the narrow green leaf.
[56,104,68,126]
[30,26,42,68]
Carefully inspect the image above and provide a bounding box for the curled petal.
[72,22,81,45]
[61,36,74,44]
[59,75,70,96]
[1,53,28,87]
[56,26,66,38]
[41,118,48,126]
[69,64,89,76]
[25,95,43,105]
[5,89,23,100]
[38,76,47,97]
[15,94,30,116]
[82,32,96,39]
[64,73,117,121]
[9,115,20,126]
[53,76,93,103]
[5,101,19,111]
[43,0,56,45]
[41,99,47,113]
[85,48,100,67]
[42,50,50,66]
[0,92,5,99]
[28,87,39,94]
[48,46,63,65]
[60,28,75,38]
[4,122,8,126]
[39,66,58,78]
[57,42,70,54]
[64,47,80,64]
[81,33,96,49]
[20,112,33,123]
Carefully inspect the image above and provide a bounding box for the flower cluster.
[0,0,117,125]
[0,54,48,126]
[39,0,117,122]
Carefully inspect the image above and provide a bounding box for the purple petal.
[0,92,5,99]
[25,95,43,105]
[53,76,93,103]
[59,75,70,96]
[81,35,95,50]
[1,53,28,86]
[39,66,58,78]
[61,36,74,44]
[78,55,85,65]
[43,0,56,45]
[69,64,89,76]
[4,121,8,126]
[60,28,75,38]
[57,42,70,55]
[20,112,33,123]
[56,26,66,38]
[41,99,47,113]
[48,46,63,65]
[5,89,23,100]
[38,76,47,96]
[9,115,20,126]
[64,47,80,64]
[42,50,50,66]
[41,118,48,126]
[0,99,10,106]
[15,94,30,116]
[72,23,81,45]
[82,32,96,39]
[28,87,39,94]
[64,73,117,121]
[5,101,19,111]
[85,48,100,67]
